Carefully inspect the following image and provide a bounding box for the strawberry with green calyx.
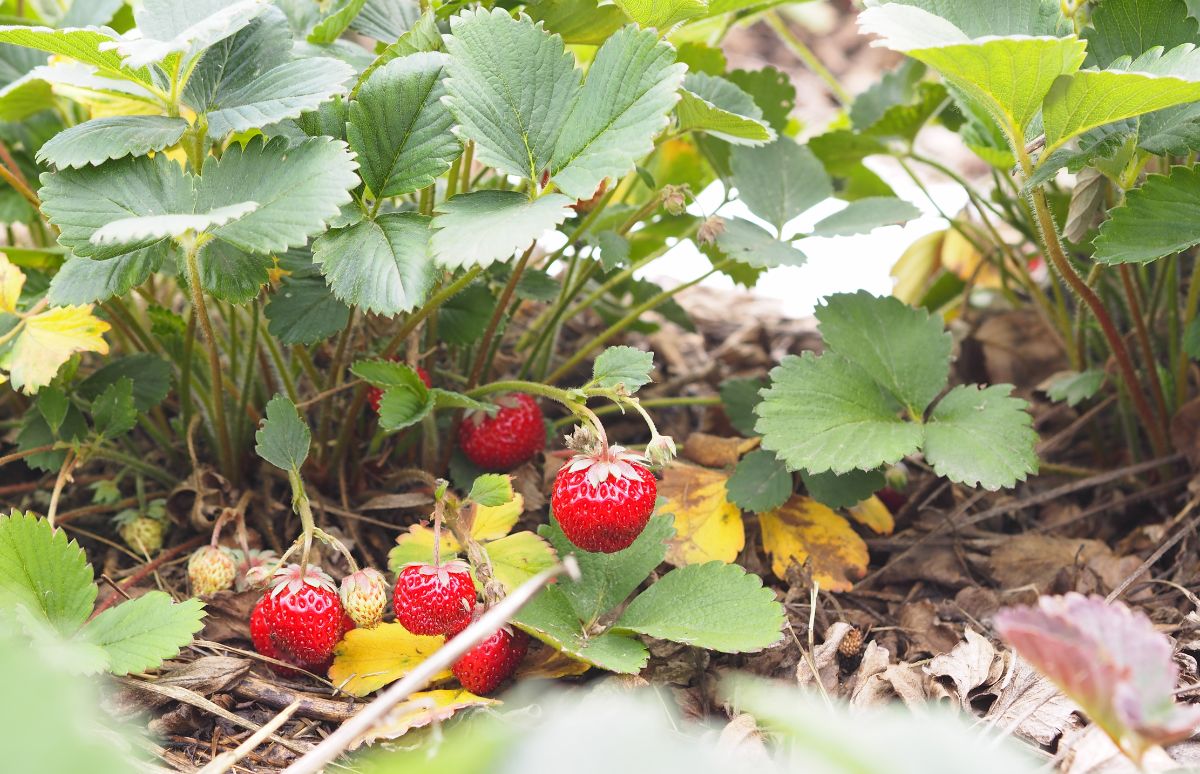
[188,545,237,596]
[451,620,530,695]
[393,489,478,635]
[340,567,389,629]
[457,392,545,471]
[250,563,354,675]
[551,444,658,554]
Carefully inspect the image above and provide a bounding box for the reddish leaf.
[995,593,1200,763]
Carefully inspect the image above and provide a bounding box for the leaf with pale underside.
[923,384,1038,490]
[430,190,573,270]
[91,202,259,246]
[549,26,685,199]
[714,218,808,269]
[676,72,775,145]
[350,52,460,198]
[810,197,921,237]
[36,116,189,170]
[730,138,832,234]
[313,213,434,316]
[117,0,269,69]
[443,9,579,182]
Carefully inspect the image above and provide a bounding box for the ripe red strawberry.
[876,487,907,514]
[457,393,545,471]
[551,445,657,553]
[249,564,354,675]
[451,624,529,695]
[393,560,476,636]
[367,359,432,413]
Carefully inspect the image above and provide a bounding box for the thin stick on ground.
[197,699,301,774]
[283,557,579,774]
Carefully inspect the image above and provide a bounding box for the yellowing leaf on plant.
[0,252,24,313]
[847,495,895,535]
[3,304,110,394]
[329,622,448,697]
[486,531,557,592]
[470,492,524,540]
[941,226,999,289]
[348,689,496,749]
[760,495,869,592]
[891,230,942,305]
[517,645,592,680]
[658,462,745,566]
[390,524,460,567]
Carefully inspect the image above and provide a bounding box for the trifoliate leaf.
[760,495,869,591]
[78,593,205,676]
[313,213,434,316]
[541,514,673,626]
[0,511,96,635]
[801,468,885,510]
[349,52,460,198]
[730,138,832,234]
[120,0,269,68]
[255,394,310,472]
[468,474,514,508]
[591,345,654,392]
[514,586,649,674]
[614,562,783,652]
[549,25,685,200]
[443,9,579,181]
[36,116,189,170]
[810,197,921,237]
[923,384,1038,490]
[756,352,922,475]
[726,449,793,514]
[657,463,745,566]
[818,291,951,411]
[676,72,774,145]
[91,377,137,440]
[859,4,1086,139]
[714,218,808,269]
[4,304,111,394]
[330,622,448,696]
[430,190,573,270]
[612,0,707,28]
[265,274,352,345]
[1094,166,1200,264]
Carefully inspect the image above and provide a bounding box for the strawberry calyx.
[269,563,337,598]
[339,567,386,599]
[405,559,471,587]
[563,445,650,488]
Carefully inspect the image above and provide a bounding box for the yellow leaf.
[487,531,557,592]
[760,495,869,592]
[348,689,496,749]
[941,226,999,289]
[471,493,524,540]
[391,525,460,569]
[517,646,591,680]
[847,496,895,535]
[0,252,24,313]
[891,230,943,305]
[6,305,110,394]
[330,622,449,697]
[658,463,745,566]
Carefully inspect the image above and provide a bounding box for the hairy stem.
[184,239,236,480]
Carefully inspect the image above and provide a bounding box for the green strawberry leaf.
[430,190,574,270]
[801,468,886,510]
[513,585,649,674]
[91,377,137,440]
[313,213,435,316]
[756,351,922,475]
[264,274,352,345]
[540,514,673,626]
[719,377,767,436]
[714,218,808,268]
[255,394,311,473]
[468,474,514,508]
[590,346,654,392]
[1094,166,1200,264]
[443,9,579,182]
[308,0,367,44]
[612,0,707,28]
[730,138,832,234]
[810,197,921,237]
[0,26,155,88]
[676,72,775,145]
[78,354,171,413]
[36,116,189,170]
[123,0,268,68]
[47,250,164,306]
[351,359,427,391]
[923,384,1039,490]
[613,562,783,653]
[726,450,793,514]
[78,592,205,676]
[1042,369,1106,407]
[0,511,96,636]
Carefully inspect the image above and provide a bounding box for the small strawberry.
[118,514,165,554]
[367,358,432,413]
[233,548,279,591]
[250,564,354,675]
[393,560,476,636]
[340,568,389,629]
[188,545,237,596]
[451,624,529,695]
[551,445,657,553]
[457,393,545,471]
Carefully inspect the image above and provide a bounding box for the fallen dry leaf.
[348,689,496,749]
[898,599,959,657]
[847,495,895,535]
[984,655,1080,746]
[795,622,853,695]
[680,432,759,468]
[657,462,745,565]
[988,534,1118,592]
[329,623,449,697]
[760,495,869,592]
[926,628,999,710]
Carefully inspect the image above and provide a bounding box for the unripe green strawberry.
[119,516,165,554]
[339,568,388,629]
[188,546,237,596]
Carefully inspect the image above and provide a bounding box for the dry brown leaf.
[680,432,759,468]
[107,656,251,716]
[795,622,853,695]
[716,714,773,768]
[517,645,591,680]
[359,493,432,511]
[988,534,1113,592]
[657,462,745,566]
[760,495,869,592]
[898,600,959,657]
[984,655,1080,746]
[847,495,894,535]
[1061,724,1181,774]
[926,628,998,710]
[848,641,893,707]
[349,689,496,749]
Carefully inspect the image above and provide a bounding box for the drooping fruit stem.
[443,496,505,607]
